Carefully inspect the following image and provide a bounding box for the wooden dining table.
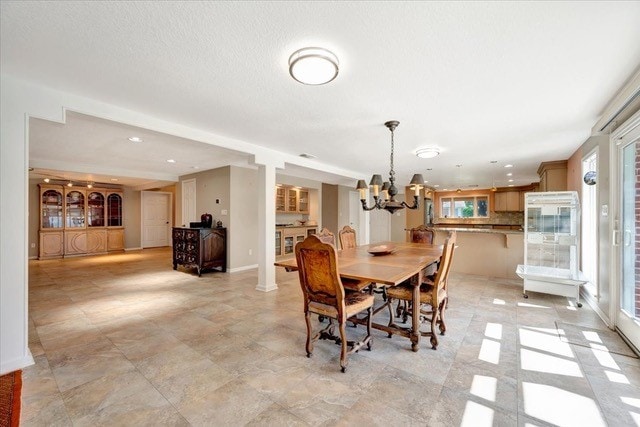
[274,241,443,352]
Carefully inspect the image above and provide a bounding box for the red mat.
[0,370,21,427]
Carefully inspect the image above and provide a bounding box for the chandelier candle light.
[356,121,424,214]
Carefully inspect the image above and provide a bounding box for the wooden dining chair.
[385,232,457,349]
[295,235,374,372]
[409,224,435,244]
[338,225,357,250]
[315,227,370,293]
[316,227,337,246]
[395,224,438,315]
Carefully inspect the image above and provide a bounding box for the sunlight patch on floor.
[621,396,640,409]
[517,302,551,309]
[605,370,630,384]
[520,348,582,377]
[523,382,606,427]
[460,401,494,427]
[582,330,603,343]
[470,375,497,402]
[590,343,620,370]
[493,298,505,305]
[485,323,502,340]
[479,339,501,365]
[519,328,574,358]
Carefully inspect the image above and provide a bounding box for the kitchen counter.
[432,227,524,280]
[434,226,523,235]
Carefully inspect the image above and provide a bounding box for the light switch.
[601,204,608,217]
[221,209,228,215]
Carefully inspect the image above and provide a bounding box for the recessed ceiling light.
[299,153,317,159]
[490,160,498,164]
[504,164,513,168]
[506,173,513,176]
[442,188,448,191]
[167,159,176,163]
[508,179,514,182]
[67,181,73,187]
[416,148,440,159]
[289,47,339,85]
[434,185,440,188]
[191,166,200,169]
[426,168,433,171]
[128,136,143,143]
[111,178,118,182]
[43,178,50,183]
[455,164,462,168]
[508,184,515,187]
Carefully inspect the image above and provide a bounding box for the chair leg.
[339,320,348,373]
[438,298,448,335]
[366,306,373,350]
[305,310,313,357]
[429,309,439,350]
[386,296,396,338]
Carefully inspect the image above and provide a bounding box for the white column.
[255,163,278,292]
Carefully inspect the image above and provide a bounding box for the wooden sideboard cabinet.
[172,227,227,276]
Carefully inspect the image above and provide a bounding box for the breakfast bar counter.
[432,227,524,279]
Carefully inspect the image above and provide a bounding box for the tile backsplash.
[434,211,523,226]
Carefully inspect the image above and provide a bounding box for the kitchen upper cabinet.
[274,185,310,214]
[494,191,520,212]
[537,160,567,192]
[275,187,286,212]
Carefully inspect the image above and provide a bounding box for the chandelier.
[356,120,424,214]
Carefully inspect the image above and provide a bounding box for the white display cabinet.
[516,191,587,307]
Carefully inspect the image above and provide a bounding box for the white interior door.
[614,114,640,349]
[369,208,391,243]
[142,191,172,248]
[182,178,196,226]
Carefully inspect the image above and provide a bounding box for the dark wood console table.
[172,227,227,276]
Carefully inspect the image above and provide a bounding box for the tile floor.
[22,248,640,426]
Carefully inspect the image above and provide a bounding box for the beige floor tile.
[23,247,639,425]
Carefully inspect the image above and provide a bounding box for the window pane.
[441,199,451,218]
[454,198,474,218]
[477,196,488,217]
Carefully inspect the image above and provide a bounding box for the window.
[440,196,489,218]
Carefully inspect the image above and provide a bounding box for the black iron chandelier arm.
[400,195,421,210]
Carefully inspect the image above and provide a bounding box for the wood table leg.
[411,274,420,352]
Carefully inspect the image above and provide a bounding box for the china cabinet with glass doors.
[38,184,125,258]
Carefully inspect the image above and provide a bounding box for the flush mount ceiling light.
[166,159,176,163]
[128,136,143,143]
[415,147,441,159]
[289,47,339,85]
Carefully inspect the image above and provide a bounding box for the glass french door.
[616,122,640,349]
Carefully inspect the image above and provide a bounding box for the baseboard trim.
[256,282,279,292]
[0,350,34,376]
[229,264,258,273]
[124,247,143,251]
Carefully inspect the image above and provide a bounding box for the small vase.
[200,213,213,228]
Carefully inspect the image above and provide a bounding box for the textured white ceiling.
[3,1,640,190]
